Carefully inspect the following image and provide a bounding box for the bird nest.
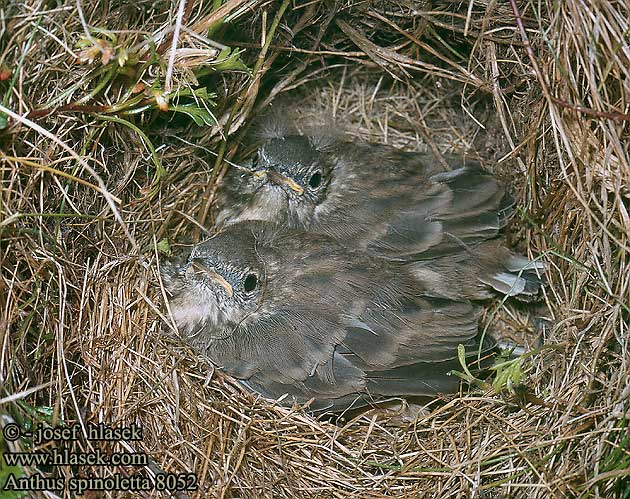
[1,1,628,498]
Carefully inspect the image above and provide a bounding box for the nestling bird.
[161,221,495,412]
[215,123,545,301]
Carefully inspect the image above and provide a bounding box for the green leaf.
[192,87,217,103]
[172,86,217,105]
[490,355,524,393]
[170,103,217,126]
[157,238,171,255]
[213,47,249,72]
[207,19,224,39]
[450,345,480,385]
[457,344,476,380]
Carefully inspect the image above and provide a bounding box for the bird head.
[248,135,335,223]
[161,226,266,340]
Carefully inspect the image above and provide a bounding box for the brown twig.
[509,0,630,121]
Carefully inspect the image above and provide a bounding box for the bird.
[214,123,545,302]
[161,221,496,412]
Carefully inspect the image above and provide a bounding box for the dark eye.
[243,273,258,293]
[308,171,322,189]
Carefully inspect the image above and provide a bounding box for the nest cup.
[0,1,628,498]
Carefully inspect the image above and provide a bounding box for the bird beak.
[266,170,304,195]
[188,260,234,298]
[252,169,267,179]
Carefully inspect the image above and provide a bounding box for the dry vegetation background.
[1,0,629,498]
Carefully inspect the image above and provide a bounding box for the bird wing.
[365,164,514,261]
[235,291,494,412]
[204,230,494,410]
[317,149,545,301]
[341,295,483,368]
[314,144,513,261]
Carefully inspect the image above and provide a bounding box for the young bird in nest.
[161,221,495,412]
[215,121,545,302]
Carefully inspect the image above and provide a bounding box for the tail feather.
[479,251,546,301]
[411,244,546,302]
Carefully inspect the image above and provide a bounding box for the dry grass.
[1,1,628,498]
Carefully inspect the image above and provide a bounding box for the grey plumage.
[215,128,545,301]
[161,221,495,412]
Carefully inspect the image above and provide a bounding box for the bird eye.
[243,273,258,293]
[308,171,323,189]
